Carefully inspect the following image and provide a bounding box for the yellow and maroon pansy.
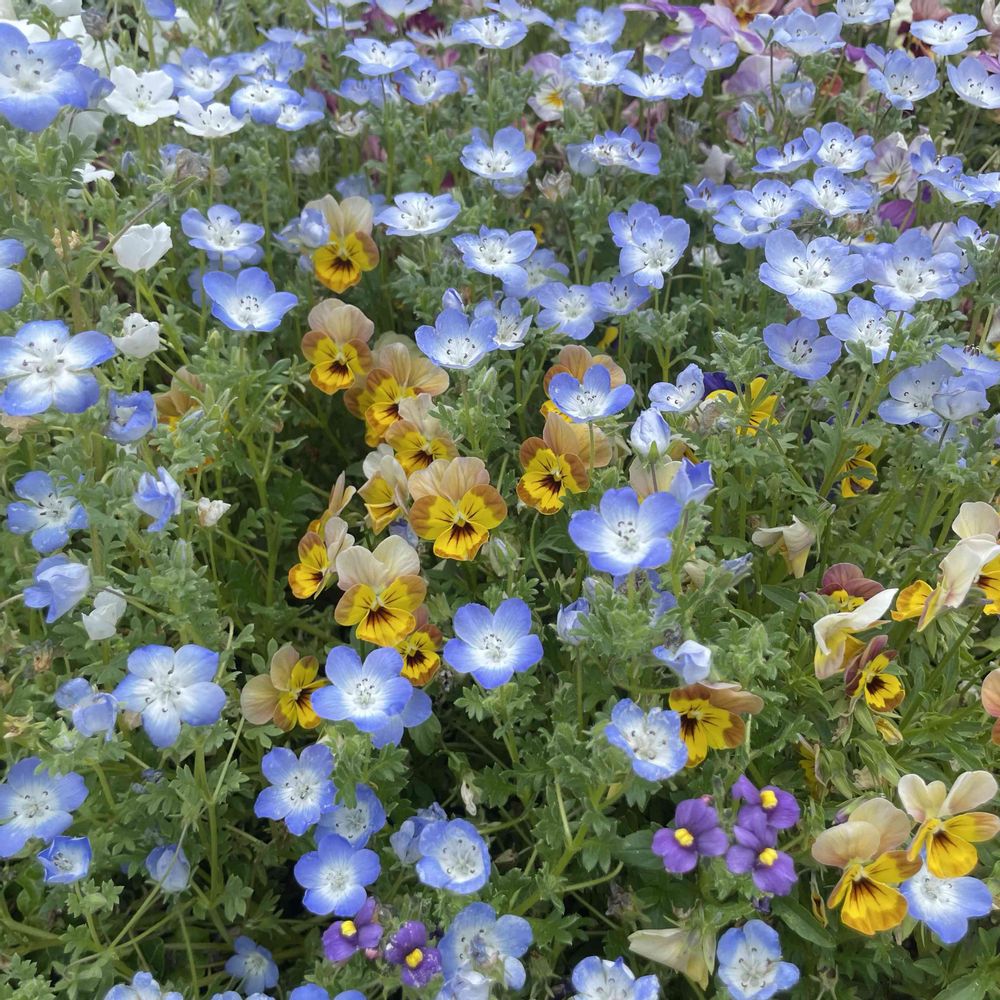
[359,447,410,533]
[517,432,588,514]
[300,298,375,395]
[240,643,328,731]
[384,395,457,475]
[668,682,764,768]
[305,194,380,294]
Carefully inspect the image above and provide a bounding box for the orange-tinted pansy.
[668,682,764,768]
[300,298,374,395]
[240,644,328,730]
[305,194,380,293]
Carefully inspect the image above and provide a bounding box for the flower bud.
[629,409,672,460]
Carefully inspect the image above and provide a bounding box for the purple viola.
[385,921,442,988]
[732,776,800,833]
[322,896,383,962]
[725,813,797,896]
[651,798,728,874]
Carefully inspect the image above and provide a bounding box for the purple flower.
[651,798,728,873]
[385,921,442,988]
[322,896,383,961]
[763,318,842,380]
[732,776,800,832]
[725,814,797,896]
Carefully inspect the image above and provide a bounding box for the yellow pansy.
[668,682,763,768]
[838,444,877,498]
[240,644,328,731]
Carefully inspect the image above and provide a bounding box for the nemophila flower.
[23,555,89,623]
[868,51,939,110]
[558,5,626,45]
[616,210,689,289]
[386,921,443,987]
[667,459,714,508]
[901,863,993,945]
[472,295,532,349]
[812,797,918,935]
[899,771,1000,878]
[146,843,191,892]
[652,798,727,873]
[940,345,1000,390]
[732,777,800,832]
[37,835,91,884]
[781,79,816,117]
[569,957,658,1000]
[726,814,797,896]
[590,275,650,317]
[763,318,842,379]
[461,127,535,194]
[396,59,460,105]
[323,896,383,961]
[415,308,497,370]
[567,127,661,177]
[113,223,172,272]
[254,744,335,836]
[716,921,799,1000]
[548,364,634,422]
[452,227,536,296]
[534,282,606,340]
[685,179,734,215]
[730,182,804,245]
[876,360,952,426]
[375,193,460,237]
[669,682,763,768]
[242,644,328,731]
[202,267,298,334]
[0,24,90,131]
[929,372,988,422]
[653,640,712,684]
[104,973,182,1000]
[629,408,671,461]
[650,363,704,414]
[0,319,115,416]
[562,43,632,87]
[5,471,87,554]
[417,818,491,893]
[618,51,705,101]
[865,230,961,311]
[342,37,419,75]
[813,587,897,678]
[113,644,224,748]
[826,298,909,364]
[837,0,894,25]
[161,47,235,102]
[230,73,298,123]
[453,14,527,48]
[444,598,543,690]
[759,231,864,320]
[106,390,156,444]
[604,699,688,781]
[569,487,679,575]
[947,56,1000,109]
[391,803,447,864]
[912,15,988,56]
[754,136,818,174]
[226,938,279,995]
[295,833,381,916]
[793,168,874,219]
[689,25,738,69]
[764,9,844,55]
[0,239,25,310]
[175,96,247,137]
[804,123,875,174]
[318,784,387,848]
[55,677,117,739]
[104,67,177,126]
[181,205,264,268]
[0,756,88,858]
[133,466,183,533]
[440,902,532,989]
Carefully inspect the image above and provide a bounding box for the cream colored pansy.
[751,516,815,578]
[813,588,898,679]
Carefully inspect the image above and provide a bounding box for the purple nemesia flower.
[322,896,383,961]
[732,776,800,832]
[386,921,443,987]
[651,798,728,873]
[763,318,842,380]
[725,814,797,896]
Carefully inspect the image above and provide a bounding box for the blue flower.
[202,267,297,333]
[567,127,661,177]
[23,555,89,623]
[837,0,894,24]
[55,678,117,740]
[453,15,528,49]
[105,973,182,1000]
[729,181,804,246]
[781,79,816,117]
[556,597,590,645]
[535,283,606,340]
[290,989,335,1000]
[276,89,327,131]
[444,598,543,690]
[440,902,533,989]
[416,818,491,894]
[947,56,1000,110]
[759,231,864,320]
[230,74,299,124]
[931,372,989,422]
[146,843,191,892]
[763,318,842,380]
[461,127,536,194]
[618,52,705,101]
[415,308,497,369]
[113,644,225,748]
[391,802,447,863]
[649,363,704,413]
[452,227,537,296]
[255,744,336,836]
[474,295,531,349]
[615,207,689,287]
[0,238,25,310]
[939,344,1000,390]
[37,835,91,884]
[667,459,714,507]
[0,25,91,131]
[144,0,178,19]
[864,231,961,310]
[912,15,988,56]
[5,470,87,554]
[826,298,909,364]
[549,365,634,423]
[396,59,460,105]
[316,783,387,847]
[569,957,659,1000]
[0,320,115,416]
[225,937,280,995]
[0,756,88,858]
[133,467,184,533]
[106,391,157,444]
[716,920,799,1000]
[901,863,993,945]
[604,699,687,780]
[804,122,875,173]
[558,5,626,44]
[684,179,735,214]
[590,275,650,317]
[294,833,381,915]
[764,9,844,55]
[629,409,671,460]
[181,205,264,269]
[653,640,712,684]
[867,51,939,110]
[342,37,419,75]
[792,167,874,218]
[375,192,461,236]
[877,360,952,426]
[524,247,570,291]
[161,47,235,102]
[569,487,680,575]
[754,136,819,174]
[562,44,632,87]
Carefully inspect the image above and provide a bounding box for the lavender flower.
[652,799,728,873]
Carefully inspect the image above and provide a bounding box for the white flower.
[77,163,115,184]
[81,590,127,641]
[196,498,231,527]
[112,224,172,272]
[174,96,247,138]
[104,67,178,127]
[112,312,161,358]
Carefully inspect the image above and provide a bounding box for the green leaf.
[771,897,836,950]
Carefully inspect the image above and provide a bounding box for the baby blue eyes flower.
[5,470,87,554]
[146,843,191,892]
[23,555,90,623]
[569,956,659,1000]
[567,127,661,177]
[836,0,894,24]
[558,5,626,45]
[947,56,1000,110]
[614,206,689,288]
[901,863,993,945]
[113,644,225,748]
[474,295,532,349]
[342,37,419,75]
[763,318,842,380]
[792,167,874,218]
[754,136,818,174]
[461,127,536,193]
[805,122,875,173]
[604,699,687,780]
[375,192,461,236]
[781,79,816,117]
[535,282,606,340]
[294,832,381,915]
[316,783,387,847]
[867,51,939,110]
[759,231,864,320]
[649,363,704,414]
[106,391,157,444]
[716,920,799,1000]
[226,937,280,995]
[231,75,299,125]
[877,359,952,426]
[549,364,634,422]
[653,639,712,684]
[911,15,988,56]
[444,598,544,690]
[864,230,961,311]
[0,238,26,310]
[590,274,650,317]
[569,487,680,575]
[391,802,447,863]
[161,47,235,103]
[940,344,1000,390]
[37,835,91,884]
[453,15,528,49]
[630,408,671,459]
[133,466,184,533]
[396,59,460,105]
[667,458,714,507]
[181,205,264,268]
[0,756,88,858]
[0,320,115,416]
[826,297,909,364]
[254,744,336,836]
[453,227,537,296]
[104,972,182,1000]
[415,308,498,369]
[416,818,491,894]
[202,267,298,333]
[440,902,533,989]
[764,10,844,56]
[618,52,705,101]
[562,43,633,87]
[55,677,117,740]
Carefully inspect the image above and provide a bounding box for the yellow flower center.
[341,920,357,937]
[758,848,778,867]
[760,789,778,810]
[674,827,695,847]
[405,948,424,969]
